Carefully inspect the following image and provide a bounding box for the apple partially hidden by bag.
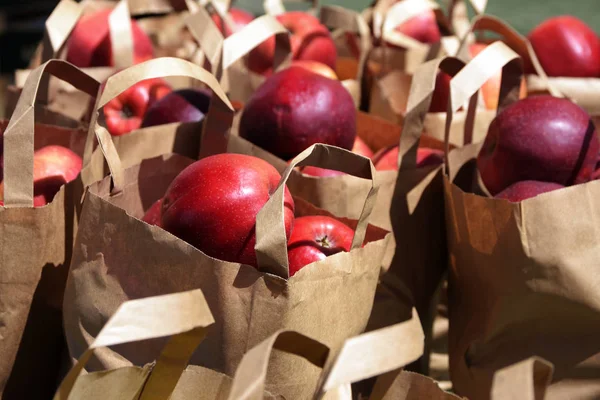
[287,215,354,276]
[0,145,82,207]
[159,153,295,268]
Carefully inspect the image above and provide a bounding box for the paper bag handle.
[449,0,487,40]
[83,57,235,195]
[457,15,562,98]
[40,0,135,68]
[264,0,319,16]
[320,5,371,106]
[109,0,136,69]
[186,8,292,82]
[255,143,378,278]
[2,60,99,208]
[377,0,449,51]
[443,41,524,179]
[40,0,82,62]
[226,330,330,400]
[397,56,465,172]
[53,289,215,400]
[491,357,554,400]
[314,308,424,398]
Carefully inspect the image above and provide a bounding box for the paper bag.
[367,0,498,145]
[55,289,293,400]
[442,41,600,399]
[363,53,496,383]
[0,60,100,399]
[6,0,135,122]
[64,141,390,399]
[367,356,553,400]
[80,56,235,187]
[185,6,292,104]
[7,0,203,122]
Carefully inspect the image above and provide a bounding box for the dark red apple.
[161,153,295,267]
[495,180,564,202]
[287,215,354,276]
[66,8,154,68]
[528,16,600,78]
[373,146,444,171]
[142,198,163,227]
[394,10,441,45]
[247,11,337,76]
[240,66,356,160]
[477,95,599,195]
[211,7,254,37]
[140,88,211,128]
[0,145,82,207]
[469,43,527,110]
[353,136,373,158]
[102,78,172,136]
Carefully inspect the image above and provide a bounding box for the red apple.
[142,198,163,227]
[352,136,373,158]
[291,60,338,80]
[240,66,356,160]
[287,215,354,276]
[0,145,82,207]
[211,7,254,37]
[394,10,441,45]
[494,180,564,202]
[140,88,211,128]
[247,11,337,76]
[161,153,295,267]
[102,78,172,136]
[528,16,600,78]
[469,43,528,110]
[66,8,154,68]
[477,95,599,195]
[373,146,444,171]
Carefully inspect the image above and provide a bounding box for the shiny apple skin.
[529,16,600,78]
[240,66,356,160]
[287,215,354,276]
[477,95,599,195]
[66,9,154,68]
[161,154,295,268]
[102,78,172,136]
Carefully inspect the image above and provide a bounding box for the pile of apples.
[478,95,599,202]
[10,0,600,274]
[142,153,355,277]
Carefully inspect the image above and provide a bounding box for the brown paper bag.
[441,41,600,399]
[230,308,424,399]
[64,141,391,399]
[6,0,133,122]
[364,54,495,384]
[7,0,202,122]
[367,356,553,400]
[55,288,292,400]
[367,0,498,144]
[0,60,100,399]
[185,6,292,104]
[79,56,235,187]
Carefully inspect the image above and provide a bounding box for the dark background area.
[1,0,600,74]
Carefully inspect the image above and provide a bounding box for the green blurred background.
[235,0,600,35]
